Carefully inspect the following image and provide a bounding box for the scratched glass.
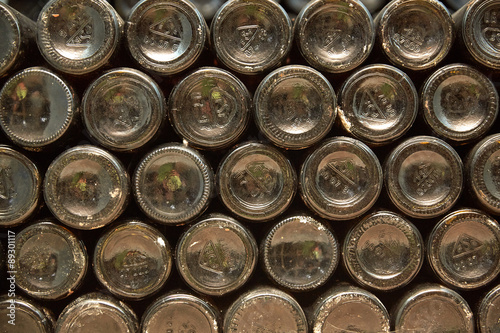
[453,0,500,70]
[0,295,55,333]
[223,287,307,333]
[210,0,292,74]
[385,136,463,219]
[0,2,37,77]
[421,63,498,144]
[141,292,220,333]
[14,221,88,300]
[428,209,500,290]
[392,284,474,332]
[176,214,257,296]
[0,145,41,227]
[375,0,454,70]
[37,0,123,75]
[478,284,500,333]
[82,67,166,152]
[295,0,375,73]
[0,67,79,151]
[126,0,207,75]
[55,293,139,333]
[93,220,172,300]
[338,63,418,145]
[310,284,390,333]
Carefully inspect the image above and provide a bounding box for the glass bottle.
[210,0,293,75]
[37,0,124,75]
[477,284,500,333]
[14,220,88,300]
[217,141,296,221]
[254,65,337,149]
[385,135,463,219]
[169,67,251,150]
[0,145,40,227]
[338,63,418,145]
[421,63,498,144]
[0,295,55,333]
[428,208,500,290]
[374,0,454,70]
[93,220,172,300]
[44,145,130,230]
[261,215,339,292]
[295,0,375,73]
[176,214,257,296]
[0,67,80,151]
[300,136,383,220]
[126,0,208,76]
[82,67,166,152]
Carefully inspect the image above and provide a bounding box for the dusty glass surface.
[0,4,20,75]
[133,144,213,225]
[377,0,453,70]
[0,67,76,150]
[126,0,206,75]
[83,68,165,151]
[169,67,250,149]
[37,0,122,74]
[217,142,296,221]
[142,293,219,333]
[262,215,338,291]
[211,0,292,74]
[428,209,500,290]
[0,146,40,227]
[300,137,382,220]
[344,211,423,291]
[94,221,172,300]
[0,296,54,333]
[422,64,498,143]
[254,65,336,149]
[15,221,87,300]
[478,285,500,333]
[176,214,257,296]
[44,146,129,230]
[295,0,374,73]
[385,136,463,219]
[224,287,307,332]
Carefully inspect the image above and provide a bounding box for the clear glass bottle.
[176,214,257,296]
[421,63,498,144]
[261,215,339,292]
[309,284,390,333]
[0,145,40,227]
[141,291,220,333]
[392,284,474,332]
[44,145,130,230]
[14,220,88,300]
[428,208,500,290]
[55,292,139,333]
[466,133,500,215]
[223,287,307,332]
[385,135,463,219]
[82,67,166,152]
[343,210,423,291]
[300,136,383,220]
[0,67,80,151]
[217,141,296,221]
[133,143,214,225]
[254,65,337,149]
[126,0,208,76]
[338,63,418,145]
[37,0,124,75]
[0,2,37,77]
[93,220,172,300]
[0,295,55,333]
[295,0,375,73]
[169,67,251,150]
[375,0,454,70]
[453,0,500,70]
[478,284,500,333]
[210,0,293,74]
